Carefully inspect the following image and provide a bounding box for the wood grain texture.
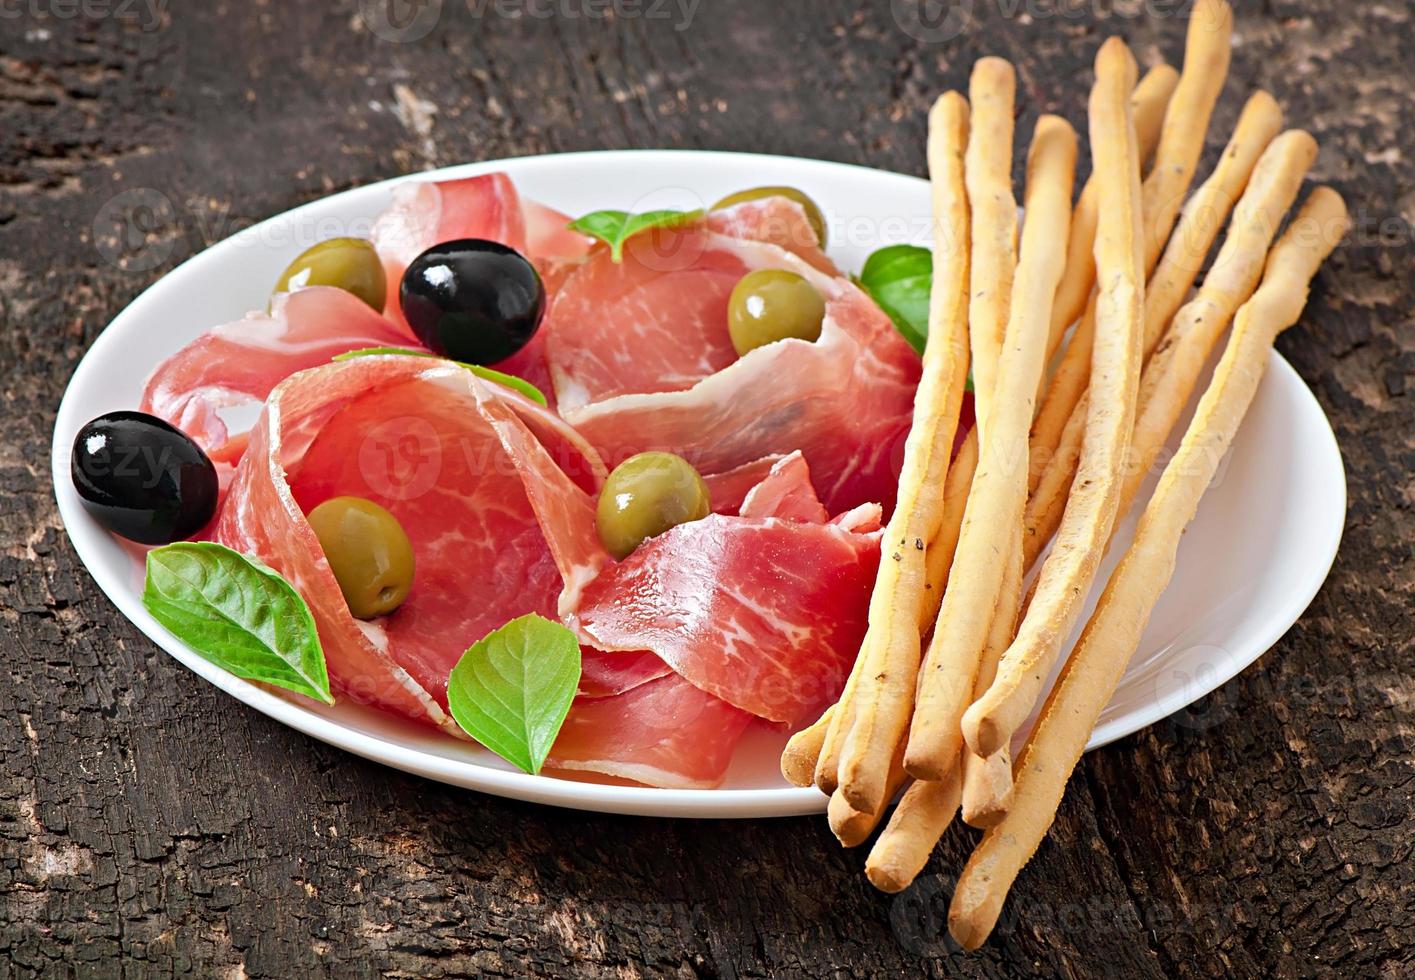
[1,1,1410,976]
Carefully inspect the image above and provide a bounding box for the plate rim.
[49,148,1346,818]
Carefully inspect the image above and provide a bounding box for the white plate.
[51,150,1346,818]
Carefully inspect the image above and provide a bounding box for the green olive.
[596,452,711,560]
[711,185,828,247]
[273,237,387,312]
[727,269,826,356]
[307,496,414,619]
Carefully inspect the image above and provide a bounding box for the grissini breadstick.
[960,537,1022,828]
[1047,63,1179,362]
[922,426,976,622]
[1022,91,1286,567]
[1029,0,1233,493]
[1117,129,1319,516]
[1139,0,1235,259]
[865,765,964,893]
[962,37,1145,761]
[828,740,909,848]
[964,57,1018,436]
[901,113,1077,786]
[810,92,972,797]
[780,703,833,787]
[925,66,1178,613]
[948,188,1348,950]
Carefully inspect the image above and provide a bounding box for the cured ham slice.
[523,199,595,270]
[370,175,591,405]
[703,197,837,274]
[217,355,747,788]
[700,454,787,516]
[139,287,410,457]
[555,449,860,784]
[371,173,527,337]
[560,245,920,515]
[737,451,830,524]
[543,227,757,410]
[215,357,605,730]
[144,175,585,454]
[570,450,882,727]
[577,649,672,698]
[548,675,753,789]
[543,199,842,414]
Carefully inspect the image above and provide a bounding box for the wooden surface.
[2,1,1411,976]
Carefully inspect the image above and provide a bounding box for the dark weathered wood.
[1,1,1411,976]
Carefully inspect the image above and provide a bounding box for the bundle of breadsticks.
[780,0,1347,949]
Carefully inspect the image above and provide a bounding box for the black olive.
[71,411,219,544]
[400,238,546,365]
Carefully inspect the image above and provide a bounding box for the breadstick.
[964,57,1018,436]
[925,67,1177,609]
[817,93,972,798]
[1029,0,1232,490]
[922,426,976,624]
[1047,63,1179,361]
[960,536,1022,827]
[781,703,834,787]
[1022,91,1285,567]
[828,740,909,848]
[963,37,1144,761]
[1118,129,1318,515]
[901,114,1077,786]
[865,766,964,894]
[948,188,1348,950]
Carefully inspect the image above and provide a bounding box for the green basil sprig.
[446,614,581,775]
[567,209,704,263]
[857,244,975,390]
[143,542,333,705]
[856,244,932,355]
[333,347,548,406]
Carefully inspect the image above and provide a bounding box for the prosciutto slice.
[569,453,882,727]
[738,451,830,524]
[549,675,752,789]
[543,199,841,415]
[558,243,920,515]
[702,197,836,273]
[139,287,409,457]
[142,175,590,458]
[551,449,867,783]
[371,172,528,338]
[215,357,605,730]
[576,649,672,699]
[216,356,754,787]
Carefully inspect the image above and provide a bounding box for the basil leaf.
[857,244,932,355]
[446,614,581,775]
[567,209,704,263]
[857,246,975,391]
[333,347,548,406]
[142,542,333,705]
